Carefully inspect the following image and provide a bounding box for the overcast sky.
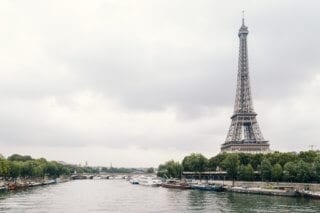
[0,0,319,167]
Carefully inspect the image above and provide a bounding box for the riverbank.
[0,177,70,191]
[225,186,298,197]
[208,180,320,199]
[210,180,320,191]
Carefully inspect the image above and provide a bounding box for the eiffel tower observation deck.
[221,15,270,153]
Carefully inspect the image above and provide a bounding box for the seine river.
[0,180,319,212]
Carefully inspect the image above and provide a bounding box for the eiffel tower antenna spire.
[221,16,270,153]
[242,10,245,25]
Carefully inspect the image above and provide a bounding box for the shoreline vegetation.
[0,153,152,192]
[1,152,320,199]
[157,151,320,184]
[156,151,320,198]
[0,153,80,192]
[157,151,320,199]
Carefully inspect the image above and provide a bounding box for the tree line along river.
[0,179,319,213]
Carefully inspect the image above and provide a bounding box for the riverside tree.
[239,164,254,181]
[271,163,283,182]
[283,161,297,182]
[182,153,208,172]
[208,153,227,171]
[0,154,77,179]
[158,151,320,183]
[222,154,239,186]
[0,158,9,178]
[260,158,273,181]
[314,156,320,181]
[157,160,182,179]
[296,160,312,183]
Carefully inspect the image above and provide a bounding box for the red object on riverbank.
[7,182,29,190]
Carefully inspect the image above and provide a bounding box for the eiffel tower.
[221,15,270,153]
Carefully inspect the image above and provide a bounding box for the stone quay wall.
[210,180,320,192]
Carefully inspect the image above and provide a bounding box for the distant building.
[221,16,270,153]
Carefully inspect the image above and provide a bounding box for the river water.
[0,180,319,212]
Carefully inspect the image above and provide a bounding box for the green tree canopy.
[296,160,313,183]
[182,153,208,172]
[283,161,297,182]
[272,163,283,182]
[298,151,318,163]
[314,155,320,182]
[8,154,33,162]
[0,158,9,177]
[8,161,21,179]
[222,154,239,185]
[260,158,272,181]
[208,153,228,171]
[238,153,252,166]
[249,153,263,170]
[239,164,254,181]
[157,160,182,179]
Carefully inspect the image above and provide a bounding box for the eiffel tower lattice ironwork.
[221,16,270,153]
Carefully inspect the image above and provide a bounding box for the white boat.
[137,176,162,186]
[93,176,102,180]
[129,178,139,184]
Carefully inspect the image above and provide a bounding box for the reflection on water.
[224,192,320,212]
[0,180,319,212]
[188,190,206,209]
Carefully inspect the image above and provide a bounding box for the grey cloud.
[0,0,319,165]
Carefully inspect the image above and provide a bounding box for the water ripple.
[0,180,319,212]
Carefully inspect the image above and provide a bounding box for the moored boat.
[150,178,162,187]
[191,183,223,191]
[161,180,191,189]
[0,186,7,192]
[138,176,162,186]
[42,179,56,185]
[29,181,42,187]
[129,178,139,184]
